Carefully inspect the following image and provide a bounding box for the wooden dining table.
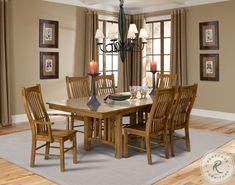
[47,94,153,158]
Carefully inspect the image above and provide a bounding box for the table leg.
[84,116,93,150]
[115,115,123,158]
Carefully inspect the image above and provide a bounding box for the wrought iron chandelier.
[95,0,148,63]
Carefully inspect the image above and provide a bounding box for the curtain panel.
[84,10,98,75]
[170,9,187,85]
[0,0,11,126]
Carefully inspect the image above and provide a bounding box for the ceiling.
[44,0,229,14]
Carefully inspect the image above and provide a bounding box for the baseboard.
[191,109,235,121]
[11,110,70,124]
[11,108,235,124]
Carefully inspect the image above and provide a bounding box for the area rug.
[0,122,233,185]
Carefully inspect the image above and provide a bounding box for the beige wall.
[9,0,86,115]
[187,0,235,113]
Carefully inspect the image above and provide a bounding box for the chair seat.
[124,124,146,136]
[52,129,76,141]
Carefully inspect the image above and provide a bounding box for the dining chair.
[124,87,176,165]
[169,84,198,157]
[22,84,77,172]
[156,74,177,89]
[96,74,115,96]
[66,76,90,131]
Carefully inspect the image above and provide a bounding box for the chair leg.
[72,134,78,164]
[170,129,175,157]
[66,117,70,130]
[146,136,152,165]
[59,140,65,172]
[45,142,50,160]
[30,139,37,167]
[71,116,75,130]
[140,137,145,152]
[163,130,169,159]
[124,129,128,158]
[185,127,191,152]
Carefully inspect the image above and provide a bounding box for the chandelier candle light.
[95,0,148,63]
[87,60,100,107]
[149,61,157,96]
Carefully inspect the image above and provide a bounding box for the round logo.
[200,150,234,184]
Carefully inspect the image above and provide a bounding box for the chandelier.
[95,0,148,63]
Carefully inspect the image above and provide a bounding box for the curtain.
[0,0,11,126]
[131,15,144,86]
[170,9,187,85]
[84,10,98,75]
[123,15,131,91]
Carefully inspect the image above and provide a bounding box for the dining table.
[47,94,153,158]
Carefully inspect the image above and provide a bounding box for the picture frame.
[199,21,219,50]
[200,54,219,81]
[39,19,58,48]
[40,52,59,79]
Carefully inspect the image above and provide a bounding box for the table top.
[47,94,153,119]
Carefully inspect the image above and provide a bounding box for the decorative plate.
[109,93,130,101]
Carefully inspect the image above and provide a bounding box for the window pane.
[145,56,153,71]
[146,40,152,54]
[146,23,152,38]
[153,55,161,71]
[146,72,152,87]
[99,44,103,54]
[113,71,118,86]
[99,55,103,71]
[153,39,161,54]
[164,38,171,54]
[113,55,118,70]
[164,55,170,71]
[153,22,161,38]
[164,21,171,37]
[106,55,112,70]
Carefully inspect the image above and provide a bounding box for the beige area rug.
[0,121,233,185]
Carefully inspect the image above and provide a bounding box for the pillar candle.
[89,60,98,74]
[150,61,157,72]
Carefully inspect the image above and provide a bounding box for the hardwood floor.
[0,116,234,185]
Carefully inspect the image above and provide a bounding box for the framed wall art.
[199,21,219,50]
[40,52,59,79]
[39,19,59,48]
[200,54,219,81]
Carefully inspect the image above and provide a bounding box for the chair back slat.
[66,76,90,99]
[157,74,177,89]
[172,84,198,129]
[96,74,115,96]
[21,85,50,136]
[146,88,176,135]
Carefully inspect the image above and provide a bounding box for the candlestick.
[150,61,157,72]
[87,73,101,107]
[149,71,157,96]
[89,60,98,74]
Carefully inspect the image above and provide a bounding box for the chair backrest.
[96,74,115,96]
[171,84,198,129]
[156,74,177,89]
[146,88,176,135]
[21,84,51,137]
[66,76,90,99]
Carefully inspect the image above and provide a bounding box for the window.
[98,20,119,87]
[142,19,171,86]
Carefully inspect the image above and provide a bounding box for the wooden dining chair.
[66,76,90,131]
[124,87,176,165]
[96,74,115,96]
[22,84,77,172]
[156,74,177,89]
[169,84,198,157]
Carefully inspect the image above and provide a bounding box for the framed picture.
[39,19,58,48]
[40,52,59,79]
[200,54,219,81]
[199,21,219,50]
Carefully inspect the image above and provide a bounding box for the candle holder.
[87,72,101,107]
[149,71,157,96]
